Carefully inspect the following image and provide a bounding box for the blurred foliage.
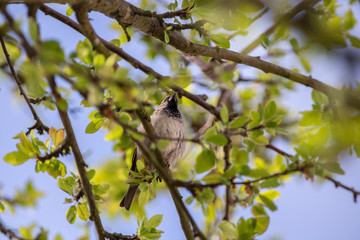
[1,0,360,239]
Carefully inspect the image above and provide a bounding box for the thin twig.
[239,0,321,55]
[36,138,71,162]
[223,141,232,221]
[324,176,360,203]
[0,219,25,240]
[0,31,49,134]
[174,164,310,190]
[266,144,360,202]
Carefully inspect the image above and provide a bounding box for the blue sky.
[1,2,360,240]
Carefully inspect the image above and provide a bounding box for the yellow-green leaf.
[138,189,149,207]
[66,205,77,224]
[105,125,123,141]
[229,116,248,128]
[211,33,230,49]
[195,149,216,173]
[145,214,163,229]
[173,75,192,88]
[219,221,238,240]
[77,203,90,221]
[3,152,30,165]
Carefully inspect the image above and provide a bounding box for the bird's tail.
[119,184,139,211]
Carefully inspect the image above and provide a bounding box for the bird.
[120,93,186,210]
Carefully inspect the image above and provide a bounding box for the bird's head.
[157,93,181,118]
[160,93,178,108]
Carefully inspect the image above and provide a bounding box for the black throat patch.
[161,106,182,119]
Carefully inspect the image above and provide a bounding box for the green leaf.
[252,205,267,217]
[66,6,74,16]
[255,216,270,235]
[40,40,65,65]
[195,149,216,173]
[185,196,193,205]
[110,39,121,47]
[28,18,39,42]
[138,189,150,207]
[145,214,163,229]
[92,183,110,196]
[164,31,170,43]
[220,103,229,125]
[229,116,248,128]
[87,169,96,181]
[202,172,225,184]
[300,56,311,73]
[77,203,90,221]
[344,9,356,30]
[290,38,299,53]
[42,100,56,110]
[260,178,280,188]
[259,195,277,211]
[57,177,76,195]
[219,221,238,240]
[322,162,345,175]
[264,100,276,120]
[93,54,106,70]
[66,205,77,224]
[312,90,329,106]
[273,24,289,42]
[167,0,178,11]
[231,147,248,167]
[211,33,230,49]
[348,34,360,48]
[85,119,104,134]
[3,151,30,165]
[206,134,228,146]
[105,125,123,141]
[250,134,269,145]
[0,201,5,212]
[173,75,192,88]
[299,111,323,127]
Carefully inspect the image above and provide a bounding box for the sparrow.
[120,93,186,210]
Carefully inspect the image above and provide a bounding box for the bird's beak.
[169,93,177,102]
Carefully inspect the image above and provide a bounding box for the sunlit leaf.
[66,205,77,224]
[195,149,216,173]
[219,221,238,240]
[77,203,90,221]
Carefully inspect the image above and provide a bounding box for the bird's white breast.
[137,112,186,168]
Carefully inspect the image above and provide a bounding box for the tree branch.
[223,142,232,221]
[239,0,320,55]
[79,0,360,110]
[266,144,360,203]
[324,176,360,203]
[38,4,222,120]
[47,76,105,240]
[36,138,71,162]
[174,163,311,190]
[0,31,49,134]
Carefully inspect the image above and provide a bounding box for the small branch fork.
[36,138,71,162]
